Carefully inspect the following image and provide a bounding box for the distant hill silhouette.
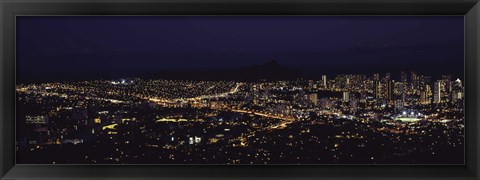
[147,60,302,81]
[17,59,463,84]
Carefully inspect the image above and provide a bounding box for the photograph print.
[16,16,464,164]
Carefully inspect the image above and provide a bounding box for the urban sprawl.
[16,72,464,164]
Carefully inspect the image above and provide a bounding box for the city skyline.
[16,16,464,164]
[16,70,464,164]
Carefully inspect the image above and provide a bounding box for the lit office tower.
[310,93,318,106]
[343,91,350,102]
[345,77,351,90]
[420,91,428,105]
[452,78,464,102]
[434,80,446,104]
[386,80,393,101]
[322,75,327,89]
[420,85,432,105]
[418,75,430,93]
[372,74,380,99]
[400,71,408,102]
[442,75,453,93]
[426,85,432,104]
[373,80,380,99]
[411,72,419,94]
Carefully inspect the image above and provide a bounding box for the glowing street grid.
[16,73,464,164]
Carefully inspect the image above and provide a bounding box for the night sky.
[16,16,464,83]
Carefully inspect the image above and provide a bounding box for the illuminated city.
[16,71,464,164]
[16,16,464,164]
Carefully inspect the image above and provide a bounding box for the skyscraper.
[452,78,463,102]
[420,85,432,105]
[434,80,444,104]
[310,93,318,106]
[387,80,393,101]
[442,75,452,93]
[411,72,419,95]
[321,75,327,89]
[400,71,408,103]
[373,80,380,99]
[343,91,350,102]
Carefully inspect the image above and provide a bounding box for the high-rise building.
[420,85,432,105]
[386,80,393,101]
[452,78,464,102]
[400,71,408,102]
[442,75,452,93]
[420,91,428,105]
[343,91,350,102]
[434,80,445,104]
[373,80,380,99]
[321,75,327,89]
[310,93,318,106]
[411,72,419,94]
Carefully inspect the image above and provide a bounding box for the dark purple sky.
[16,16,464,82]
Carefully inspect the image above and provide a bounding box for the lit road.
[177,82,244,101]
[143,82,297,131]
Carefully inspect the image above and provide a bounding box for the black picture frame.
[1,0,479,179]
